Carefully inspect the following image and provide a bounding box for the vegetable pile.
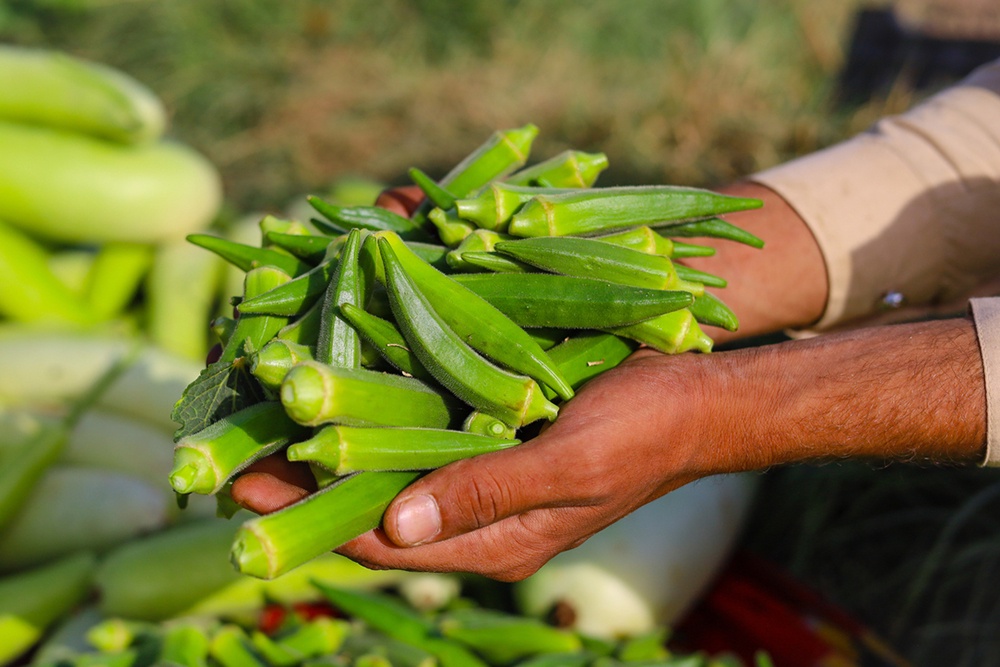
[169,124,764,580]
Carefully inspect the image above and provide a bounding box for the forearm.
[690,316,987,473]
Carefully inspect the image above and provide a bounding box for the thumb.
[380,436,578,547]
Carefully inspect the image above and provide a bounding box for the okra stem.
[505,150,608,188]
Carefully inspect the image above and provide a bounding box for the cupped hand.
[231,348,747,581]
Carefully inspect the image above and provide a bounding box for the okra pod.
[451,273,693,329]
[276,301,323,346]
[595,226,713,259]
[0,551,96,632]
[170,401,309,496]
[309,196,435,242]
[428,207,475,248]
[494,237,704,294]
[688,292,739,332]
[437,124,539,199]
[408,166,457,210]
[237,258,337,317]
[251,339,315,391]
[264,231,340,265]
[673,263,726,288]
[187,233,309,277]
[454,183,575,232]
[607,309,713,354]
[459,250,532,274]
[507,186,762,237]
[378,236,562,425]
[317,228,367,368]
[380,233,574,401]
[446,229,507,272]
[220,266,293,363]
[209,625,268,667]
[505,150,609,188]
[437,608,583,665]
[339,302,436,384]
[159,623,211,667]
[660,216,764,248]
[280,360,462,428]
[286,425,520,474]
[231,471,420,579]
[542,332,639,399]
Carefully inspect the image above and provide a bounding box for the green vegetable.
[84,242,155,321]
[505,150,608,188]
[454,183,575,232]
[688,292,739,332]
[170,402,309,496]
[379,233,574,402]
[428,207,476,248]
[264,231,339,265]
[462,411,518,439]
[339,303,435,384]
[309,197,434,242]
[543,333,638,398]
[673,263,726,288]
[0,552,96,635]
[186,233,310,277]
[0,120,220,244]
[286,425,520,474]
[408,167,457,210]
[459,251,533,274]
[451,273,693,329]
[236,259,338,317]
[220,266,293,363]
[159,623,212,667]
[659,216,764,248]
[209,625,268,667]
[0,45,165,144]
[507,186,761,238]
[317,229,367,368]
[231,471,420,579]
[378,236,560,427]
[279,361,462,429]
[607,309,713,355]
[446,229,507,272]
[436,124,539,199]
[251,339,315,391]
[437,608,583,664]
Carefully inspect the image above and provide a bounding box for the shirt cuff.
[971,297,1000,466]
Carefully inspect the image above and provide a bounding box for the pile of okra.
[169,124,764,579]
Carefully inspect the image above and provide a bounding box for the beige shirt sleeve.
[750,58,1000,465]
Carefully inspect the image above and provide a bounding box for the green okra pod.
[607,308,713,354]
[276,301,323,346]
[169,401,309,496]
[187,233,310,277]
[339,302,435,384]
[379,239,559,428]
[280,360,463,428]
[688,291,739,332]
[507,186,762,237]
[236,258,337,317]
[541,332,639,399]
[446,229,508,272]
[592,226,716,259]
[437,124,539,199]
[317,228,367,368]
[159,623,211,667]
[286,425,520,474]
[451,273,693,329]
[0,551,96,634]
[209,625,268,667]
[660,216,764,248]
[340,633,437,667]
[494,236,704,295]
[309,196,435,242]
[231,471,420,579]
[454,183,576,232]
[459,250,532,274]
[379,232,573,405]
[437,608,583,665]
[220,266,293,362]
[251,339,315,391]
[264,231,341,265]
[428,207,476,248]
[408,166,457,210]
[462,411,518,439]
[505,149,609,188]
[673,263,727,288]
[251,618,349,666]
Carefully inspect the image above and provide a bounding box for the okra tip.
[230,525,274,579]
[168,447,217,495]
[280,362,330,426]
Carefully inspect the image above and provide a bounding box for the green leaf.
[171,358,266,441]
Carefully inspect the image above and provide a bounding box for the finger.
[379,433,606,549]
[375,186,425,217]
[231,470,311,514]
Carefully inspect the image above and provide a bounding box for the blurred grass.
[0,0,905,213]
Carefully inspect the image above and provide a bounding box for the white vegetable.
[514,473,757,639]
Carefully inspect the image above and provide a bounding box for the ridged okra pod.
[689,291,739,332]
[286,425,520,474]
[595,225,715,259]
[231,471,420,579]
[339,302,435,384]
[505,149,609,188]
[379,232,574,401]
[280,360,462,428]
[236,258,337,317]
[408,166,457,210]
[309,196,435,242]
[210,625,268,667]
[317,228,367,368]
[187,233,309,276]
[451,273,693,329]
[607,308,713,354]
[673,262,727,288]
[170,401,309,496]
[437,124,539,199]
[462,411,518,439]
[541,332,639,399]
[454,183,575,232]
[220,266,293,363]
[264,230,341,265]
[378,236,563,425]
[276,301,323,346]
[494,237,704,295]
[437,608,583,665]
[459,250,532,274]
[506,186,762,237]
[251,339,315,391]
[428,207,475,248]
[446,229,507,272]
[660,216,764,248]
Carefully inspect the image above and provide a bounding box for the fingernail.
[394,494,441,546]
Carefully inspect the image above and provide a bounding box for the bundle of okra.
[169,124,764,580]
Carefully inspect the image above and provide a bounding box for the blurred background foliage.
[0,0,906,214]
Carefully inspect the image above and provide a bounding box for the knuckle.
[449,464,515,530]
